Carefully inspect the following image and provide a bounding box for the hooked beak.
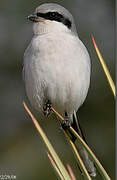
[27,14,42,22]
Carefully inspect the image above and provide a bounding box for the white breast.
[24,31,91,118]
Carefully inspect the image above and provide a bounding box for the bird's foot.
[43,100,52,117]
[61,116,77,142]
[61,117,71,130]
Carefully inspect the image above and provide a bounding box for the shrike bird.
[23,3,96,177]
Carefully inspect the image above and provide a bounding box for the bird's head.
[27,3,77,35]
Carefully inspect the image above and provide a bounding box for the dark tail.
[72,111,96,177]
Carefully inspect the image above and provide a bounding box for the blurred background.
[0,0,115,179]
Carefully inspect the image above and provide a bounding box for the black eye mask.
[36,11,72,29]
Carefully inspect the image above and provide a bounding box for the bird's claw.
[61,117,71,130]
[43,100,52,117]
[61,117,77,142]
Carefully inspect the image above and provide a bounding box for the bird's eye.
[50,12,56,17]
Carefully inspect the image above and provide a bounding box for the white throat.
[33,20,71,35]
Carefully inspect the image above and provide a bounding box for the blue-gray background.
[0,0,115,179]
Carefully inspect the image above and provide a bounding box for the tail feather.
[73,111,86,141]
[72,111,96,177]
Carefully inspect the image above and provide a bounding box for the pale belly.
[24,56,90,118]
[24,34,90,117]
